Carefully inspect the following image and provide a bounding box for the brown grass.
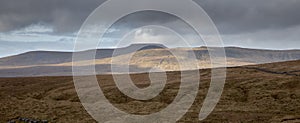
[0,60,299,122]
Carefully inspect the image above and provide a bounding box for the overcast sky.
[0,0,299,57]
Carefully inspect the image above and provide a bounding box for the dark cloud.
[0,0,299,35]
[0,0,105,32]
[196,0,300,34]
[0,0,299,57]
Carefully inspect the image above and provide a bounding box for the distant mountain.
[224,47,300,63]
[0,43,166,67]
[0,51,72,66]
[0,44,300,77]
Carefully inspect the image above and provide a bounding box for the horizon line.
[1,44,300,59]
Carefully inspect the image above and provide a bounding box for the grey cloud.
[0,0,299,47]
[0,0,179,33]
[0,0,105,32]
[223,24,300,49]
[1,0,300,35]
[196,0,300,34]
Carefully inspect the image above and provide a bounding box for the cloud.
[222,25,300,49]
[0,0,299,56]
[196,0,300,34]
[1,0,299,35]
[14,23,53,34]
[0,0,105,32]
[114,26,204,48]
[0,23,75,42]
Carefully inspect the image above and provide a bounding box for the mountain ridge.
[1,44,300,77]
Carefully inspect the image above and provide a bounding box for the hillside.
[1,44,300,77]
[0,60,299,122]
[0,43,166,67]
[1,45,300,68]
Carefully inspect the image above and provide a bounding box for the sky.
[0,0,299,57]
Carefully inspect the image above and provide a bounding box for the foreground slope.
[0,60,299,122]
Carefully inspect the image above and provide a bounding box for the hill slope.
[0,60,299,122]
[1,45,300,67]
[0,43,166,66]
[0,44,300,77]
